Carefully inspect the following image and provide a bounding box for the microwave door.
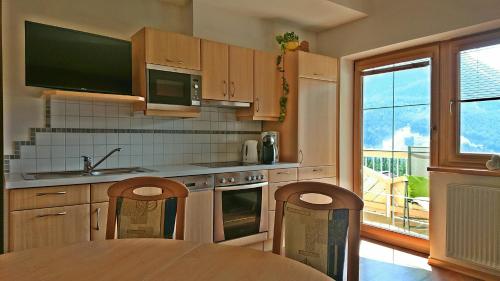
[148,69,192,106]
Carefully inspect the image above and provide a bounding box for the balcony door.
[354,45,439,252]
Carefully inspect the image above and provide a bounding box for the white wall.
[2,0,317,156]
[315,0,500,192]
[317,0,500,58]
[2,0,192,154]
[192,1,317,52]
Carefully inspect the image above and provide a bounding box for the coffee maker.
[260,131,279,164]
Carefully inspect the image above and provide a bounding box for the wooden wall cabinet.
[298,52,337,82]
[263,51,339,184]
[131,28,201,118]
[237,50,280,121]
[201,40,254,103]
[141,27,200,70]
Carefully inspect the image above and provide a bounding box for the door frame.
[353,44,440,254]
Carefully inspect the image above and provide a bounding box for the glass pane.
[459,43,500,101]
[394,66,431,106]
[361,58,431,240]
[363,108,393,151]
[363,72,393,109]
[221,188,262,240]
[460,100,500,154]
[393,105,431,152]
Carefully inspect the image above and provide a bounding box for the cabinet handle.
[277,171,290,175]
[255,98,260,112]
[36,212,67,218]
[223,80,227,96]
[313,168,323,172]
[312,72,321,76]
[299,150,303,164]
[95,208,101,231]
[36,191,67,196]
[166,58,184,64]
[230,81,235,97]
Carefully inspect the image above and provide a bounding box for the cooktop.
[193,161,260,168]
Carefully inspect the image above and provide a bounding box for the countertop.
[5,162,299,189]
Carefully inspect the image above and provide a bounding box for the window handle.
[449,99,455,114]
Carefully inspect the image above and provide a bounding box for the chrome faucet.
[82,148,122,174]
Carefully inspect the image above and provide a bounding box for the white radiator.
[446,184,500,270]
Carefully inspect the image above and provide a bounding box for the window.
[458,43,500,154]
[439,29,500,168]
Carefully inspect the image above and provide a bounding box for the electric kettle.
[242,140,259,164]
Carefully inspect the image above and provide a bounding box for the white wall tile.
[66,103,79,116]
[36,146,51,159]
[51,146,65,158]
[51,158,65,171]
[36,133,51,145]
[93,133,107,145]
[80,133,93,145]
[51,133,66,145]
[66,145,80,157]
[21,146,36,159]
[36,159,51,172]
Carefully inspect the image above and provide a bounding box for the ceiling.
[195,0,367,31]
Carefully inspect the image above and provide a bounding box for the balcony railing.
[362,147,430,238]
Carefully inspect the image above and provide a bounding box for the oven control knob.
[193,84,199,89]
[246,176,253,181]
[229,177,235,183]
[220,178,227,184]
[259,175,264,180]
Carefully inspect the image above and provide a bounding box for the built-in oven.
[214,170,269,245]
[147,64,201,107]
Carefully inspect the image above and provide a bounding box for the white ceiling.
[195,0,367,31]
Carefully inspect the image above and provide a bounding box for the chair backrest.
[273,182,364,281]
[106,176,189,240]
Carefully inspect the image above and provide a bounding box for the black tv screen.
[25,21,132,95]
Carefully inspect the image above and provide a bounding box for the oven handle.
[215,182,268,192]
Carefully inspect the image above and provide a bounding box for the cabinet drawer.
[90,202,109,241]
[9,204,90,252]
[298,52,338,82]
[9,185,90,211]
[269,181,296,211]
[298,166,336,181]
[268,168,298,183]
[91,182,115,203]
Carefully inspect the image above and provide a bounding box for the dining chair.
[106,176,189,240]
[272,182,364,281]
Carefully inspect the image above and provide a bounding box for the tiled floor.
[359,240,480,281]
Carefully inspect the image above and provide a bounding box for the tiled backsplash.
[5,97,262,173]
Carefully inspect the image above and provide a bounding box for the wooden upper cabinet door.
[253,50,279,117]
[201,40,229,101]
[298,51,338,82]
[145,28,201,70]
[297,78,337,167]
[229,46,254,103]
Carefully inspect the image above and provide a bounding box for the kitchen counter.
[5,162,299,189]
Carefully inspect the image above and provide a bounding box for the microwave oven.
[146,64,201,107]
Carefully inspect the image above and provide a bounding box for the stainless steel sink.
[22,167,156,180]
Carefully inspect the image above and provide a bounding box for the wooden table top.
[0,239,331,281]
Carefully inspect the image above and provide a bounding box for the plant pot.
[285,41,300,51]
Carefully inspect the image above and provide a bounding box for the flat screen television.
[25,21,132,95]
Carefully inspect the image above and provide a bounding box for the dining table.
[0,238,332,281]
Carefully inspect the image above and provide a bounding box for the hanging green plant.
[275,32,299,122]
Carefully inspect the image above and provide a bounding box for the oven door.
[147,64,201,106]
[214,182,268,243]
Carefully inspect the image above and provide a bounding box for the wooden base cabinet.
[184,190,213,243]
[90,202,109,241]
[9,204,90,252]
